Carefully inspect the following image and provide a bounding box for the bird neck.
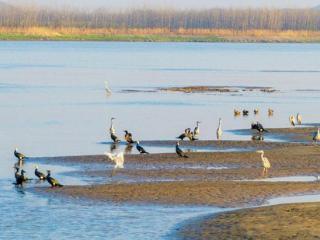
[260,152,264,159]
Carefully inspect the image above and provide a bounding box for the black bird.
[111,132,120,143]
[124,130,135,144]
[14,165,20,180]
[176,141,189,158]
[177,128,190,140]
[251,121,268,133]
[243,110,249,116]
[15,169,27,186]
[34,165,46,180]
[14,148,27,161]
[136,141,149,154]
[46,170,63,188]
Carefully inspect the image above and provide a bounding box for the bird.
[13,165,20,180]
[34,165,46,180]
[14,148,27,161]
[105,152,124,169]
[242,109,249,116]
[136,141,149,154]
[254,109,259,115]
[104,80,112,95]
[46,170,63,187]
[175,141,188,158]
[216,118,223,140]
[109,117,116,135]
[124,130,135,144]
[296,113,302,125]
[256,150,271,176]
[313,128,320,142]
[289,115,295,126]
[268,108,274,117]
[234,109,241,117]
[177,128,190,140]
[15,169,28,186]
[193,121,201,140]
[251,122,268,133]
[186,130,196,141]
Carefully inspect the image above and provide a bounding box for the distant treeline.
[1,6,320,31]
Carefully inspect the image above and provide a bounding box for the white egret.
[289,115,295,126]
[216,118,223,140]
[104,81,112,95]
[256,150,271,176]
[296,113,302,125]
[313,128,320,142]
[105,152,124,169]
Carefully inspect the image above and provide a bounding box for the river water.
[1,42,320,239]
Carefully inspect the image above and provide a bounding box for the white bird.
[313,128,320,142]
[109,117,116,135]
[289,115,295,126]
[105,81,112,95]
[216,118,223,140]
[256,150,271,176]
[104,152,124,169]
[193,121,201,140]
[296,113,302,125]
[268,108,274,117]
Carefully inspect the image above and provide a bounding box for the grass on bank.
[0,27,320,42]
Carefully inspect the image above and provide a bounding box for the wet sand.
[32,127,320,238]
[177,202,320,240]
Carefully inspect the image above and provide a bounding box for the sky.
[5,0,320,10]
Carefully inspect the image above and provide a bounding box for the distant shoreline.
[1,27,320,42]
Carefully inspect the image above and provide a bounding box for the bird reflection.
[110,143,118,153]
[125,144,133,154]
[252,134,264,141]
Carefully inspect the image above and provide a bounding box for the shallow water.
[1,42,320,239]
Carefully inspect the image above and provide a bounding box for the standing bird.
[296,113,302,125]
[13,165,20,180]
[124,130,135,144]
[254,109,259,115]
[177,128,190,140]
[313,128,320,142]
[110,118,120,143]
[14,148,27,161]
[234,109,241,117]
[256,150,271,176]
[268,108,274,117]
[175,142,189,158]
[104,80,112,95]
[46,170,63,187]
[15,170,28,186]
[216,118,223,140]
[243,110,249,116]
[193,121,201,140]
[105,152,124,169]
[289,115,296,126]
[136,141,149,154]
[34,165,46,180]
[251,122,268,133]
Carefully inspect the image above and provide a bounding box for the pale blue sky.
[6,0,320,9]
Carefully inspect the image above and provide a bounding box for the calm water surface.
[1,42,320,239]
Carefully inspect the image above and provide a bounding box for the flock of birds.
[13,148,63,187]
[14,108,320,186]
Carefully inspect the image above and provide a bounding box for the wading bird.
[34,165,46,180]
[234,109,241,117]
[256,150,271,176]
[14,148,27,161]
[216,118,223,140]
[13,165,20,180]
[15,169,28,186]
[105,152,124,169]
[124,130,135,144]
[296,113,302,125]
[177,128,190,140]
[254,109,259,115]
[289,115,296,126]
[104,80,112,95]
[136,141,149,154]
[243,110,249,116]
[193,121,201,140]
[251,122,268,133]
[313,128,320,142]
[46,170,63,188]
[268,108,274,117]
[109,118,120,143]
[175,142,189,158]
